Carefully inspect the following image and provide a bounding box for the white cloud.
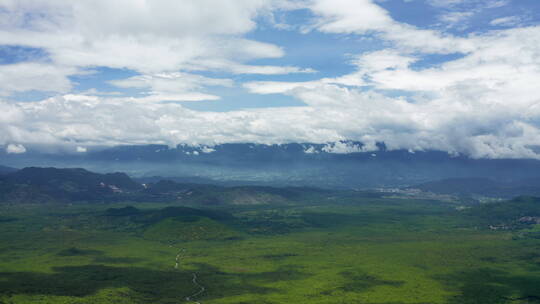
[321,141,377,154]
[226,64,316,75]
[200,146,216,154]
[0,63,78,96]
[303,146,319,154]
[0,0,309,99]
[0,0,303,74]
[112,73,233,91]
[352,50,416,71]
[242,18,540,159]
[306,0,476,54]
[439,11,474,25]
[111,72,233,102]
[76,146,87,153]
[485,0,510,9]
[3,73,539,160]
[244,80,320,94]
[6,143,26,154]
[429,0,511,30]
[309,0,392,34]
[490,16,523,27]
[0,0,539,160]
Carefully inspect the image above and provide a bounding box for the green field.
[1,197,539,304]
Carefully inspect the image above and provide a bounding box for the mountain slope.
[7,167,142,190]
[0,165,17,175]
[0,167,142,203]
[0,167,335,205]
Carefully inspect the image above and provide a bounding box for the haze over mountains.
[0,166,341,205]
[2,143,540,193]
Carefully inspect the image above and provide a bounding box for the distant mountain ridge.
[0,167,143,203]
[3,143,540,188]
[0,165,17,175]
[0,166,347,205]
[0,166,538,204]
[9,167,142,190]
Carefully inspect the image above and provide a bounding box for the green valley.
[1,193,539,303]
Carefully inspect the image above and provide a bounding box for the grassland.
[0,197,539,304]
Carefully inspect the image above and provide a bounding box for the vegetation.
[466,196,540,227]
[412,177,540,199]
[0,193,539,303]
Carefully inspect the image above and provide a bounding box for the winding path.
[185,273,205,304]
[169,244,206,304]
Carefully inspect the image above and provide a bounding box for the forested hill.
[0,167,348,205]
[0,167,142,203]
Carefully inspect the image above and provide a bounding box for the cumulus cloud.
[0,0,308,99]
[0,1,305,73]
[2,79,539,159]
[242,0,540,160]
[0,0,539,160]
[306,0,476,54]
[0,63,78,96]
[6,143,26,154]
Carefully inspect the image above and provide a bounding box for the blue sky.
[76,0,540,111]
[1,0,540,159]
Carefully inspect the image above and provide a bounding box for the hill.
[0,167,142,203]
[7,167,142,190]
[0,165,17,175]
[0,167,336,205]
[140,180,331,205]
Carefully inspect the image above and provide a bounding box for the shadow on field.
[435,268,540,304]
[186,263,309,299]
[338,270,404,292]
[0,262,310,301]
[0,265,190,299]
[56,247,144,265]
[57,247,104,257]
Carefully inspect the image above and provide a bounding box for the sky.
[1,0,540,159]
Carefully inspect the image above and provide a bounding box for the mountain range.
[0,167,346,205]
[3,143,540,189]
[0,165,539,205]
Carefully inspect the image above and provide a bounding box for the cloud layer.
[1,0,540,159]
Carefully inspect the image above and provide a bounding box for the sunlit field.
[1,197,539,304]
